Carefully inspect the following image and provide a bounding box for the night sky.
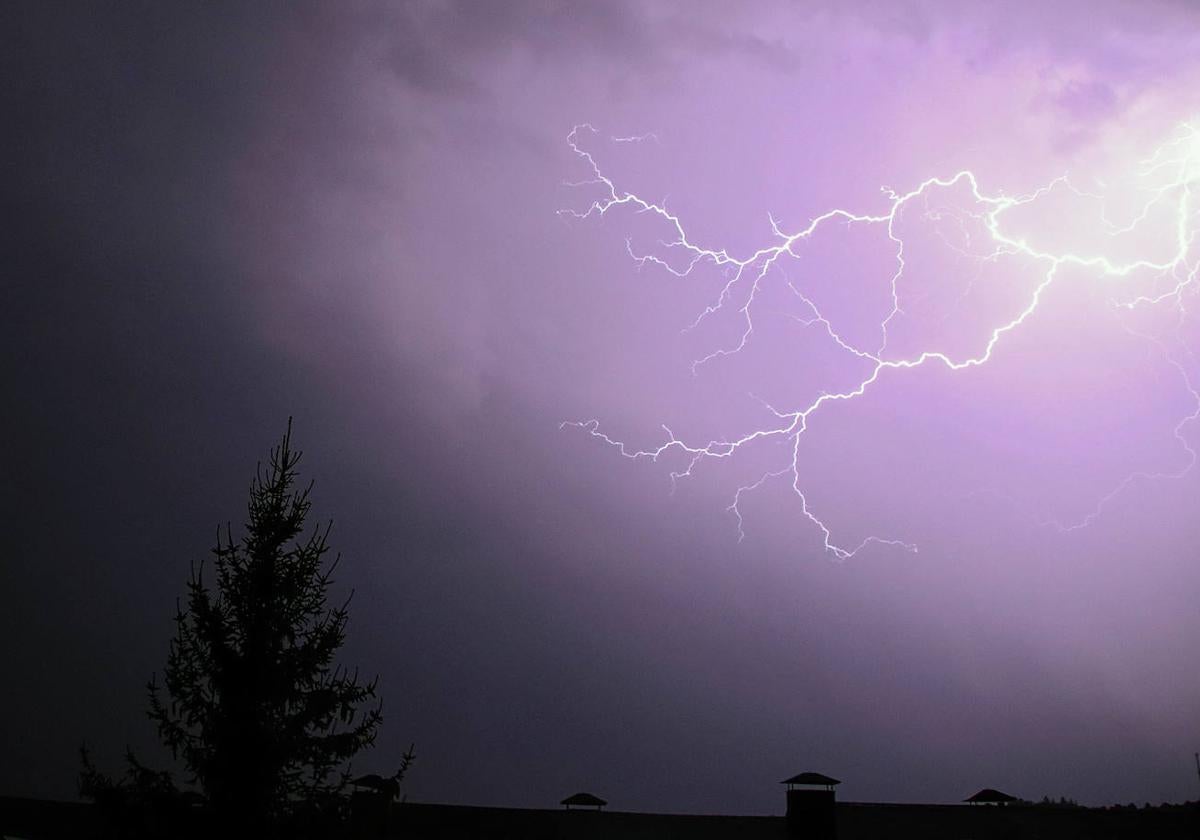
[4,0,1200,814]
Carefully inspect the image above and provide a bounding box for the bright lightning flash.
[559,122,1200,560]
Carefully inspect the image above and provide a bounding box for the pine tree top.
[147,420,383,827]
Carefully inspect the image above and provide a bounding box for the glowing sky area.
[6,0,1200,816]
[561,120,1200,558]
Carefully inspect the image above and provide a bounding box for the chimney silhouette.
[781,772,839,839]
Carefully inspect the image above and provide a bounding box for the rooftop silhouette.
[781,772,841,790]
[965,788,1019,805]
[561,792,607,810]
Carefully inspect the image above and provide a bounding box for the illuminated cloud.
[560,121,1200,557]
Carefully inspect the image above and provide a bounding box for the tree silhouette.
[146,420,382,831]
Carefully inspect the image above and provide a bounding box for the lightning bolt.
[559,121,1200,560]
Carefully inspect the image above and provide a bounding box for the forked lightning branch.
[559,122,1200,559]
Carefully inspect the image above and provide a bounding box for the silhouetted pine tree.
[147,420,382,831]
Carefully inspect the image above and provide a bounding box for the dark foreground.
[396,800,1200,839]
[2,795,1197,839]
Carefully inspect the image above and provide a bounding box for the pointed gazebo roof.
[964,788,1018,805]
[781,772,841,790]
[561,792,607,810]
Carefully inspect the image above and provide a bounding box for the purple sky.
[5,0,1200,814]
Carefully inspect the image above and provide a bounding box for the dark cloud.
[379,0,653,95]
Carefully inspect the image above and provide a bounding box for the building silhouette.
[2,772,1198,839]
